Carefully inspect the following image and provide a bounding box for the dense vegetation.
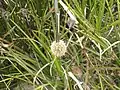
[0,0,120,90]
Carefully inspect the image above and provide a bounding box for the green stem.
[54,57,63,77]
[54,0,60,42]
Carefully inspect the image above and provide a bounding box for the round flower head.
[51,40,67,57]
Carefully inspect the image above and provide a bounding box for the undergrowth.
[0,0,120,90]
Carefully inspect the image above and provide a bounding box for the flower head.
[51,40,67,57]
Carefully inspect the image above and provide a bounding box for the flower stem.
[54,0,60,42]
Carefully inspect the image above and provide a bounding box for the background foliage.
[0,0,120,90]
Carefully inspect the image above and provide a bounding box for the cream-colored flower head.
[51,40,67,57]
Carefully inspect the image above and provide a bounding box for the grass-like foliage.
[0,0,120,90]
